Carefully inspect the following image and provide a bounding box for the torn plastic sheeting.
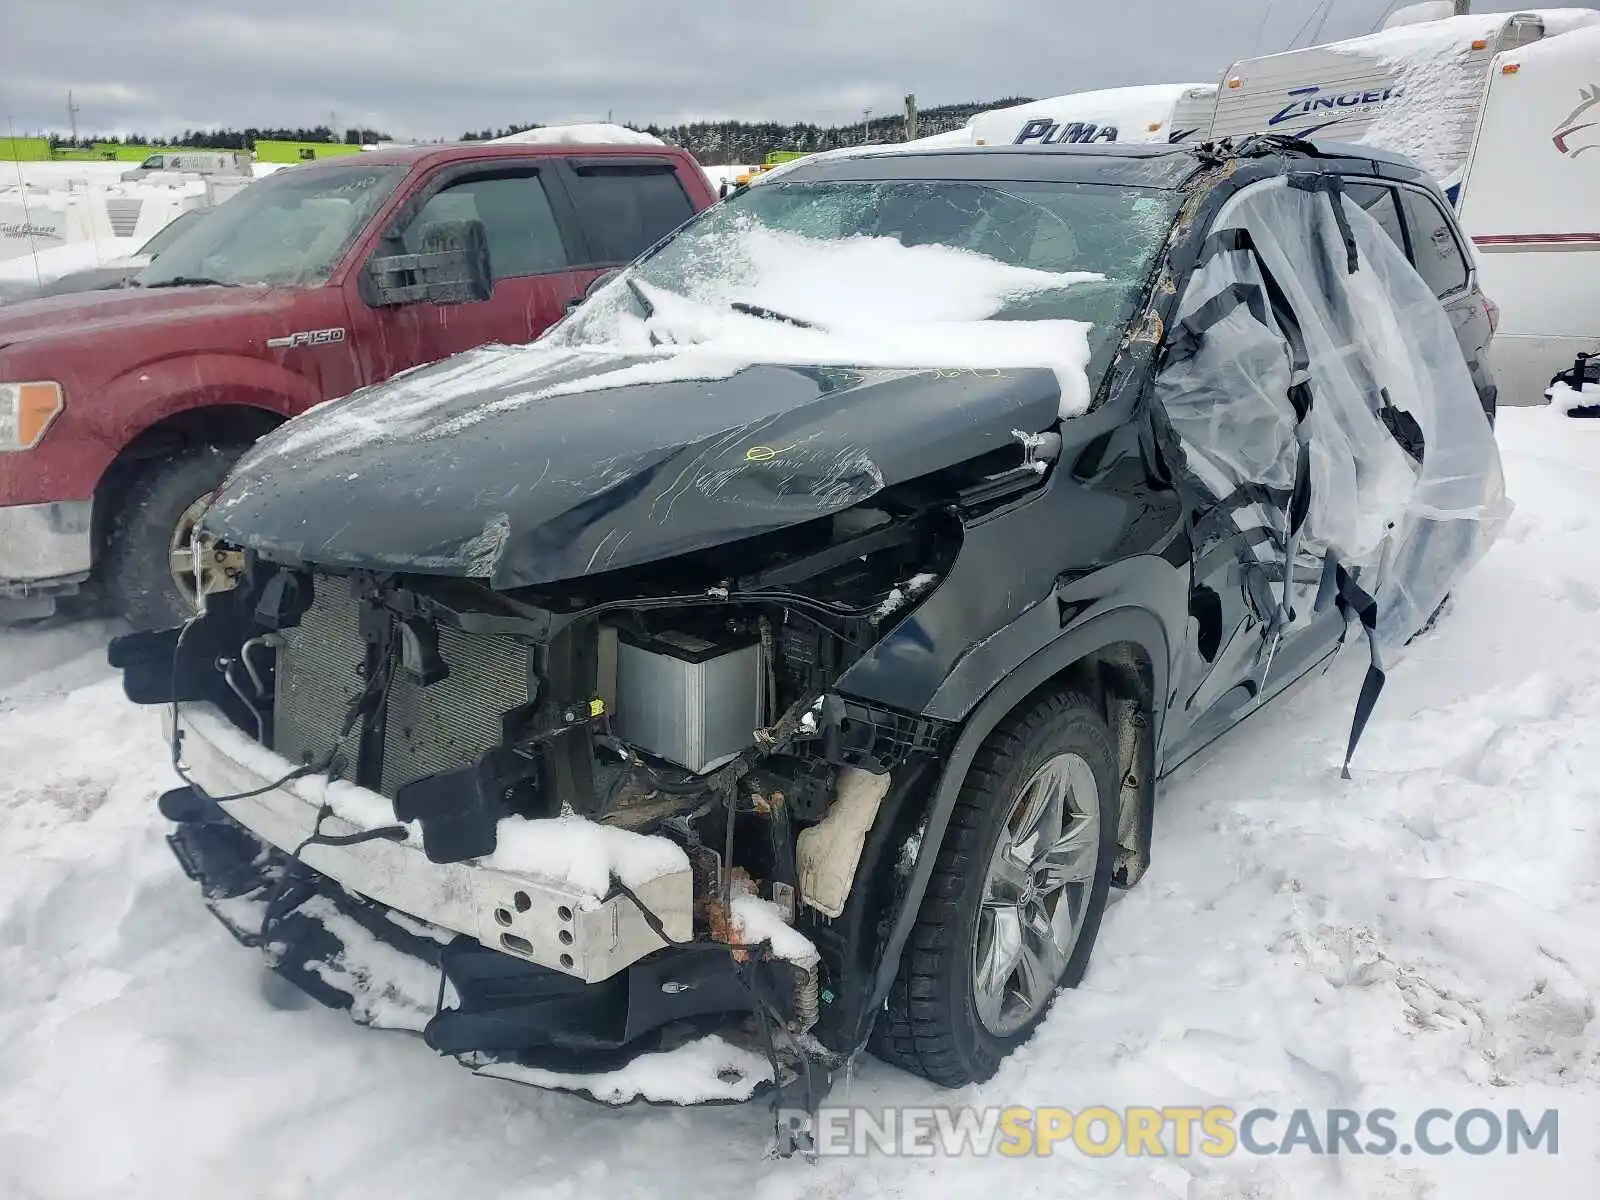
[1155,172,1508,776]
[1158,174,1507,658]
[1155,250,1299,495]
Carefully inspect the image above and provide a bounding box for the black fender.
[850,603,1169,1049]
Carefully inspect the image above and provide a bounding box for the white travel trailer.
[965,83,1220,147]
[1456,22,1600,402]
[1209,6,1600,402]
[747,87,1216,188]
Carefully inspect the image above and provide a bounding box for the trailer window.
[1398,190,1470,298]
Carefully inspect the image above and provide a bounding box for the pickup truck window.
[138,163,407,288]
[402,172,570,279]
[568,165,696,264]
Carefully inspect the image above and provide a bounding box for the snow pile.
[490,123,663,146]
[288,895,444,1033]
[489,814,689,901]
[0,236,141,285]
[728,892,818,967]
[472,1034,774,1104]
[873,572,939,620]
[537,218,1100,415]
[1546,376,1599,410]
[702,162,755,191]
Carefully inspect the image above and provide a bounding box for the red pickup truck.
[0,140,715,626]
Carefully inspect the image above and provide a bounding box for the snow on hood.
[527,217,1100,417]
[490,123,664,146]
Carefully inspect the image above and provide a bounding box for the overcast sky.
[4,0,1414,140]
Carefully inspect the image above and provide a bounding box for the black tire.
[103,444,245,631]
[869,688,1119,1087]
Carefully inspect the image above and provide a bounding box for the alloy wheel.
[971,751,1102,1036]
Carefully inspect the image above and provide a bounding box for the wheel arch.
[91,402,286,566]
[851,606,1167,1049]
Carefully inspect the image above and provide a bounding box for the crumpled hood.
[204,343,1064,588]
[0,283,285,350]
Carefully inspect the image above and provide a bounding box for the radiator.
[272,577,365,779]
[379,623,532,796]
[271,576,533,798]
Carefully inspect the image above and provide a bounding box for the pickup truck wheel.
[869,689,1118,1087]
[104,445,247,630]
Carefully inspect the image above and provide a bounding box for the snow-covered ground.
[0,235,142,287]
[0,160,128,190]
[2,405,1597,1198]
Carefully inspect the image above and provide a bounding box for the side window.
[1398,189,1470,298]
[403,171,570,280]
[1342,183,1409,259]
[567,165,696,264]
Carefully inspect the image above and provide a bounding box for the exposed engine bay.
[114,434,1062,1110]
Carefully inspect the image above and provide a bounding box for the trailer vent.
[105,198,144,238]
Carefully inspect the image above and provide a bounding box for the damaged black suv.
[111,136,1506,1115]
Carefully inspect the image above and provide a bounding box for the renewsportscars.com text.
[777,1105,1560,1158]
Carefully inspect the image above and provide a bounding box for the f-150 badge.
[266,327,347,349]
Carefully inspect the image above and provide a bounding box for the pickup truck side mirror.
[364,218,493,308]
[565,268,621,314]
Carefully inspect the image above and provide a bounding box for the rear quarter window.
[1342,183,1409,259]
[569,165,696,264]
[1398,189,1470,298]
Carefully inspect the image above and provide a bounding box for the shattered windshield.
[555,176,1180,392]
[137,162,406,288]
